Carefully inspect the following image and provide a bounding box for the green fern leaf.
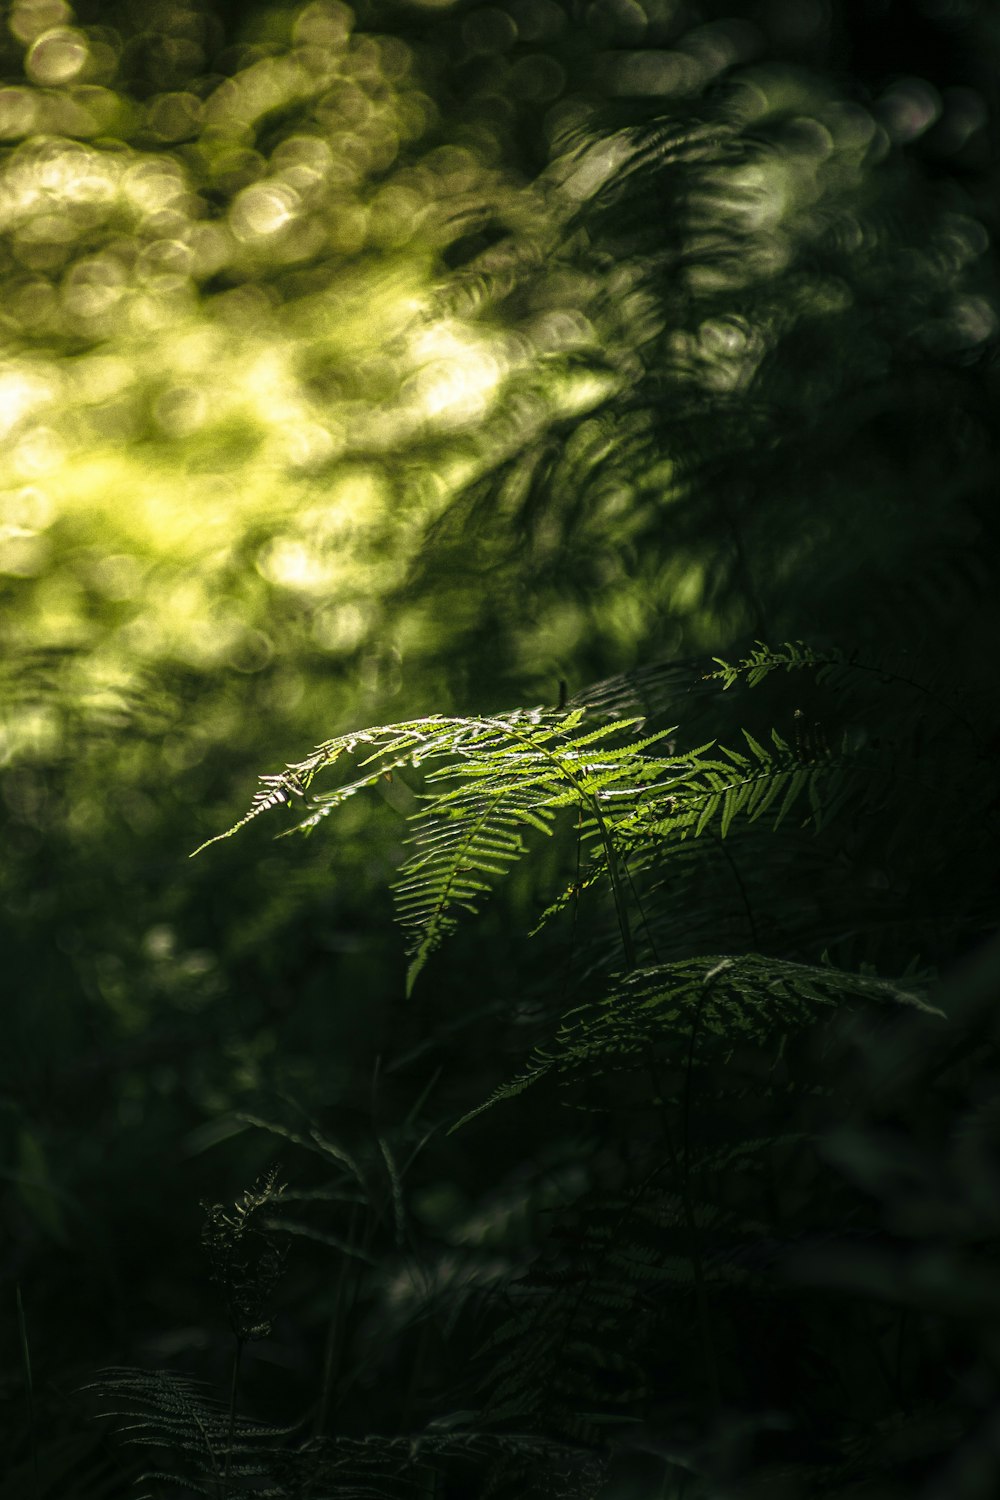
[457,956,938,1126]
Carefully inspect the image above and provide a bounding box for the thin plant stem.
[401,1311,433,1432]
[645,1044,721,1410]
[717,836,759,948]
[223,1337,244,1500]
[595,800,637,970]
[16,1285,40,1500]
[503,721,637,969]
[314,1201,359,1442]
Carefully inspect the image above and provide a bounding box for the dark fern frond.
[234,1109,367,1188]
[459,955,938,1127]
[271,1428,605,1500]
[201,1168,288,1344]
[567,653,723,727]
[87,1367,295,1496]
[474,1174,776,1443]
[708,639,981,741]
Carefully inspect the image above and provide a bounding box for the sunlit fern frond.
[393,770,555,997]
[617,725,850,842]
[539,638,998,972]
[195,707,677,992]
[394,713,682,992]
[532,724,858,943]
[190,715,479,854]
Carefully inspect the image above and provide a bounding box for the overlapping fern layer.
[92,631,1000,1498]
[72,4,999,1493]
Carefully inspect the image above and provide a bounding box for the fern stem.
[893,1309,909,1405]
[16,1285,40,1500]
[503,719,636,968]
[624,850,660,965]
[681,965,726,1173]
[561,806,585,1004]
[223,1337,243,1500]
[309,1193,379,1500]
[645,1045,721,1410]
[401,1306,433,1432]
[843,652,980,742]
[597,802,637,970]
[314,1309,339,1443]
[313,1201,359,1442]
[716,837,759,949]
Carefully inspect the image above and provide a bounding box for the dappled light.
[1,0,993,764]
[1,0,999,1494]
[0,0,994,946]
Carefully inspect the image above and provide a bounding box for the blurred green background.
[1,0,998,1492]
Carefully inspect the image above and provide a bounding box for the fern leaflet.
[458,955,939,1126]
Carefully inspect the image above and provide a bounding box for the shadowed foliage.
[2,1,999,1497]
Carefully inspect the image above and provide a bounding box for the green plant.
[5,1,997,1493]
[88,637,1000,1496]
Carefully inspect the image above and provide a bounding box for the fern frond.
[197,640,991,1003]
[708,640,835,690]
[395,777,551,996]
[197,707,683,989]
[190,715,472,855]
[533,728,852,943]
[459,955,937,1126]
[474,1173,771,1442]
[202,1168,288,1343]
[709,640,981,741]
[276,1428,604,1500]
[87,1367,295,1494]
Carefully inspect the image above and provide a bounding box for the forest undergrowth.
[79,634,1000,1499]
[2,1,999,1497]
